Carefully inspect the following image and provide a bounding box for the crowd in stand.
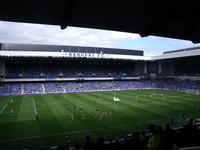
[1,80,200,96]
[24,83,43,94]
[10,83,21,95]
[38,119,200,150]
[5,64,134,78]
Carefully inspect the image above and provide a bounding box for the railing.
[1,76,141,82]
[179,146,200,150]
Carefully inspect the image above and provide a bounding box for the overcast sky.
[0,21,200,56]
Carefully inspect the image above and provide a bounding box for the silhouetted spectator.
[84,136,95,150]
[74,142,83,150]
[40,146,48,150]
[57,144,70,150]
[140,131,148,150]
[163,124,174,150]
[182,118,198,146]
[114,138,122,150]
[122,137,128,150]
[147,125,161,150]
[95,137,106,150]
[106,139,114,150]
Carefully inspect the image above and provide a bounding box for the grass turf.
[0,89,200,149]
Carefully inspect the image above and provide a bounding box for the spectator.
[162,124,174,150]
[84,136,95,150]
[146,125,161,150]
[95,137,106,150]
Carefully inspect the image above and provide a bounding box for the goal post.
[113,90,120,101]
[185,89,200,95]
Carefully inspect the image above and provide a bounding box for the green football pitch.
[0,89,200,150]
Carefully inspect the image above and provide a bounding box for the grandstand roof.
[163,46,200,54]
[0,51,151,61]
[0,43,150,61]
[152,48,200,60]
[0,1,200,43]
[0,43,143,56]
[0,43,200,61]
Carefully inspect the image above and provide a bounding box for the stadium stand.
[5,63,135,79]
[1,80,200,96]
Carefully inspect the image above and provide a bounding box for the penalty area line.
[0,118,34,123]
[0,104,8,114]
[32,98,37,116]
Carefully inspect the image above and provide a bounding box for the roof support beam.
[60,0,75,29]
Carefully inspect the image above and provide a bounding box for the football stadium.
[0,43,200,150]
[1,1,200,150]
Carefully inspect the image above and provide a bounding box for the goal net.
[185,89,200,95]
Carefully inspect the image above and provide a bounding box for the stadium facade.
[0,43,200,96]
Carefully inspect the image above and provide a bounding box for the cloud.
[1,21,199,56]
[0,21,140,49]
[110,32,140,40]
[135,36,198,56]
[147,36,193,48]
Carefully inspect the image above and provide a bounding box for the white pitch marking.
[0,104,8,114]
[32,98,37,115]
[0,118,34,123]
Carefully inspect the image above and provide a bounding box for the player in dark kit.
[36,113,38,120]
